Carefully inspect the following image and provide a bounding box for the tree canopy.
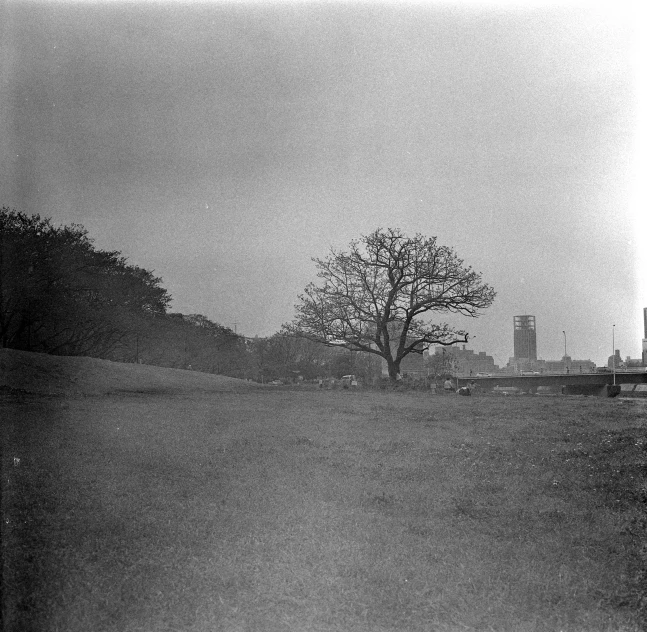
[288,228,496,379]
[1,208,254,377]
[1,208,171,355]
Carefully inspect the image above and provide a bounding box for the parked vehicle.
[341,375,358,388]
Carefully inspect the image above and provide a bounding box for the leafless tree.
[288,228,495,380]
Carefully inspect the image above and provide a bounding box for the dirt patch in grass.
[2,352,646,631]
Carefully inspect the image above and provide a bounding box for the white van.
[341,375,358,388]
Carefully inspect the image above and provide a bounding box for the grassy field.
[2,379,647,631]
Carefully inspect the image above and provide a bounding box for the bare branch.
[290,228,496,380]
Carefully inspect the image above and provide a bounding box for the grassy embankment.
[2,354,646,631]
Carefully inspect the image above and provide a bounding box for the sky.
[2,0,645,367]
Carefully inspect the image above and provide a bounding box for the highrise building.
[643,307,647,366]
[513,315,537,361]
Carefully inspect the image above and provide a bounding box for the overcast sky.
[2,0,645,366]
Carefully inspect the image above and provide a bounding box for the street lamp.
[612,324,616,385]
[562,331,567,374]
[562,331,566,356]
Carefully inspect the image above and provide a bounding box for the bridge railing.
[457,368,646,378]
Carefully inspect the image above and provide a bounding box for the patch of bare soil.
[0,349,260,397]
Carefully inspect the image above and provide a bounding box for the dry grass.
[2,353,646,631]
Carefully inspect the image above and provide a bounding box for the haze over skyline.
[2,1,645,367]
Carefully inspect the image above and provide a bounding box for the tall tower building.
[513,315,537,361]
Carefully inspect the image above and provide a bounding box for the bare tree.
[288,228,495,380]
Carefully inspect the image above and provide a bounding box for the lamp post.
[562,330,566,356]
[563,329,567,355]
[612,324,616,385]
[562,331,567,374]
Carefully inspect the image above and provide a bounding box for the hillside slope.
[0,349,260,396]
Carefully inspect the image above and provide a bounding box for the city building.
[541,357,596,373]
[609,308,647,369]
[608,349,624,370]
[513,315,537,362]
[505,315,595,373]
[397,349,426,376]
[428,345,499,377]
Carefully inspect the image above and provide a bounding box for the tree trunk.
[386,358,401,382]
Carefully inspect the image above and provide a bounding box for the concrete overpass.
[456,371,647,397]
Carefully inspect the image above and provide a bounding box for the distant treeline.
[0,208,381,382]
